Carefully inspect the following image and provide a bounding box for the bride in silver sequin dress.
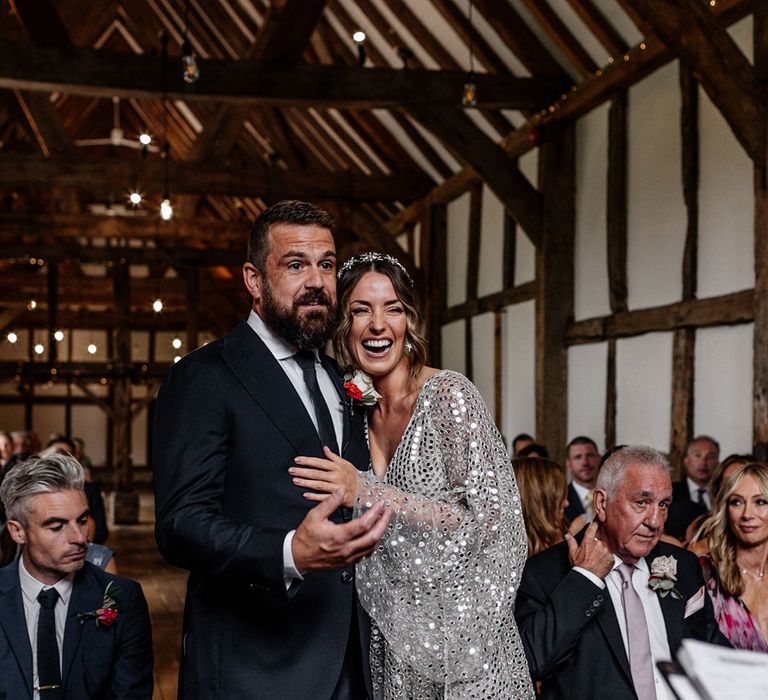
[291,253,534,699]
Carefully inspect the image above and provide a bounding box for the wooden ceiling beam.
[407,105,541,247]
[0,40,568,111]
[632,0,764,163]
[0,152,431,201]
[0,212,249,241]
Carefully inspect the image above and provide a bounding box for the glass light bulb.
[129,192,142,205]
[462,80,477,107]
[153,299,163,313]
[34,343,45,355]
[353,31,366,43]
[7,331,18,344]
[160,198,173,220]
[173,355,182,364]
[172,337,182,349]
[139,132,152,145]
[27,299,37,310]
[54,330,64,342]
[182,54,200,84]
[87,343,97,354]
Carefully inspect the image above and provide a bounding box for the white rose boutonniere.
[343,370,381,411]
[648,555,682,599]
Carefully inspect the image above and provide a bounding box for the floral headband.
[337,252,414,287]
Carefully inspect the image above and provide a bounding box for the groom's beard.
[261,281,338,351]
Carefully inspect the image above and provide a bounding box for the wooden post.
[111,257,139,523]
[753,5,768,451]
[605,90,628,450]
[185,266,199,352]
[503,212,517,290]
[464,183,483,382]
[535,122,575,463]
[670,66,699,475]
[421,202,447,367]
[46,261,58,365]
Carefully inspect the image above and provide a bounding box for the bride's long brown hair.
[334,255,428,388]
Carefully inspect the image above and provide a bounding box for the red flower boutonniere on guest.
[343,370,381,411]
[77,581,121,628]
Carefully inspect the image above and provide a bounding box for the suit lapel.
[593,591,633,685]
[645,547,685,653]
[0,562,33,698]
[220,322,324,457]
[61,567,94,685]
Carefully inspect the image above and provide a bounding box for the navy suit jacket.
[515,535,727,700]
[153,321,371,699]
[665,480,707,540]
[564,482,586,523]
[0,560,153,700]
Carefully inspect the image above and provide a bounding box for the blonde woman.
[697,463,768,651]
[512,457,584,556]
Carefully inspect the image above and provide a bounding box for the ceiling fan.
[74,97,158,152]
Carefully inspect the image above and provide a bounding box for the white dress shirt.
[686,476,711,510]
[247,310,344,584]
[576,557,672,700]
[19,556,74,699]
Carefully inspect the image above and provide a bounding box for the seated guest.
[0,430,12,469]
[0,453,153,698]
[666,435,720,541]
[688,454,752,555]
[512,433,535,457]
[513,457,585,556]
[697,463,768,651]
[564,436,601,523]
[515,445,727,700]
[518,442,550,458]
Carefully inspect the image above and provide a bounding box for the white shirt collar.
[611,554,650,574]
[247,309,303,362]
[571,480,593,500]
[686,476,707,498]
[18,554,74,606]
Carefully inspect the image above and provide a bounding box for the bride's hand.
[290,447,357,508]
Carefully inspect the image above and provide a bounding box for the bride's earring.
[405,340,413,353]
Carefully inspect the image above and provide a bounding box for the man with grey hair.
[515,445,727,700]
[0,454,153,699]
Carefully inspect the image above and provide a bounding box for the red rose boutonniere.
[77,581,121,629]
[343,370,381,411]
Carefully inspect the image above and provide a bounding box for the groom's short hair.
[247,200,336,275]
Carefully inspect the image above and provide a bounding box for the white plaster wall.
[477,185,505,298]
[694,324,753,456]
[501,300,536,445]
[471,312,496,421]
[33,404,66,447]
[446,192,470,308]
[697,25,754,297]
[616,332,673,450]
[441,320,466,375]
[0,404,24,432]
[516,150,538,284]
[627,62,686,310]
[568,342,608,452]
[575,102,610,320]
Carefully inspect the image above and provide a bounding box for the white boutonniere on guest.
[342,370,381,412]
[648,555,682,599]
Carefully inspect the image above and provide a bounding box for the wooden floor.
[109,493,185,700]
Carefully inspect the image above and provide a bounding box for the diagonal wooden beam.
[407,105,542,247]
[632,0,764,162]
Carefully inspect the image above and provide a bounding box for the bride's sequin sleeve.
[354,371,533,698]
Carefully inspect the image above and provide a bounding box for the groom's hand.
[291,489,391,572]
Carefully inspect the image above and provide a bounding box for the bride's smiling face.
[346,271,409,379]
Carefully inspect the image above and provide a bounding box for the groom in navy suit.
[153,200,390,699]
[0,453,153,699]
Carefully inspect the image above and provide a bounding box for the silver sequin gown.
[355,370,534,699]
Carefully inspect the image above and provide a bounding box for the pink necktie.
[618,563,657,700]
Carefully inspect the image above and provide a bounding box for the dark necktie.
[696,488,707,507]
[36,587,63,699]
[617,564,657,700]
[294,350,339,454]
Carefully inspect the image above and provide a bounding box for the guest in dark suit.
[153,200,390,699]
[666,435,720,541]
[564,436,601,524]
[0,453,153,699]
[515,445,727,700]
